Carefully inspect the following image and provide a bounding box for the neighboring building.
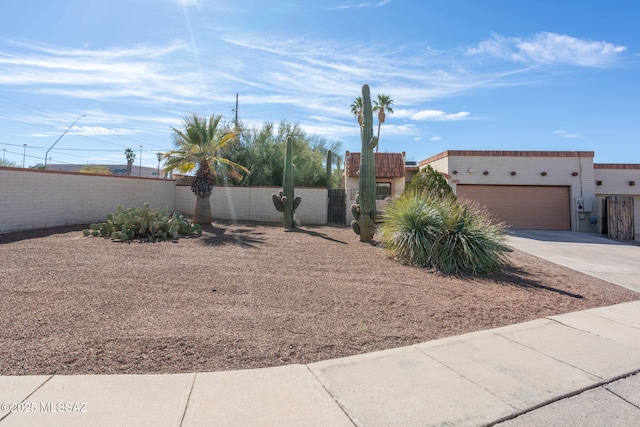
[345,149,640,239]
[49,164,164,179]
[345,151,407,223]
[404,159,420,187]
[421,150,595,232]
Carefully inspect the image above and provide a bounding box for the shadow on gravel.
[198,223,266,248]
[0,224,90,244]
[286,227,348,244]
[488,265,585,299]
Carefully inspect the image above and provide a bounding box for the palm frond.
[165,113,249,190]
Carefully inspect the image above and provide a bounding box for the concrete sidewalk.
[2,301,640,426]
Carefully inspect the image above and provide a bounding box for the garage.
[456,185,571,230]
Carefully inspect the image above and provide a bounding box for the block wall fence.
[0,167,329,234]
[174,186,328,225]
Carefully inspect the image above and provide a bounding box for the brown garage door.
[456,185,571,230]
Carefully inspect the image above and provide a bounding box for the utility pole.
[139,146,143,177]
[233,93,239,129]
[156,152,163,179]
[22,144,26,168]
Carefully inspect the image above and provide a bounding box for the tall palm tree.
[372,94,394,152]
[124,148,136,176]
[350,96,363,127]
[165,113,248,225]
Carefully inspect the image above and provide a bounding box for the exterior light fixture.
[483,171,489,175]
[571,172,579,176]
[452,170,458,175]
[596,180,602,186]
[541,171,547,176]
[510,171,517,176]
[630,181,636,186]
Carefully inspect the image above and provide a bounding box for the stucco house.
[345,150,640,240]
[344,151,407,223]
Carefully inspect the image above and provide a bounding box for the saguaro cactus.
[272,136,301,229]
[351,84,378,241]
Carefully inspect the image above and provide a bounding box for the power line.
[0,141,168,153]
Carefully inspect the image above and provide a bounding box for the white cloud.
[383,124,415,135]
[553,130,580,139]
[395,109,470,121]
[430,136,441,141]
[0,29,609,154]
[74,126,142,136]
[468,32,626,67]
[172,0,200,6]
[327,0,392,10]
[0,39,209,104]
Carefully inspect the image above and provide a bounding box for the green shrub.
[82,203,202,241]
[379,192,509,274]
[406,164,455,200]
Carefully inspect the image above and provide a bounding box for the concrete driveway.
[507,230,640,293]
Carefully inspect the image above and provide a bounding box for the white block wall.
[175,186,328,225]
[0,168,330,233]
[0,168,175,233]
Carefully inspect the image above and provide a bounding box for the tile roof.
[346,152,406,178]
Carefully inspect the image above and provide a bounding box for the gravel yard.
[1,222,637,375]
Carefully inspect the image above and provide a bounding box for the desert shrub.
[82,203,202,241]
[378,192,443,267]
[379,192,509,274]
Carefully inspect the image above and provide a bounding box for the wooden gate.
[605,196,635,240]
[327,189,346,225]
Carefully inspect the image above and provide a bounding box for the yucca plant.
[378,192,443,267]
[380,191,509,274]
[430,199,509,274]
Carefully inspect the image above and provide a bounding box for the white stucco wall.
[175,186,328,225]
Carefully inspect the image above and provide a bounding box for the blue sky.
[1,0,639,169]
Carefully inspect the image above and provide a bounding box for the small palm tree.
[165,113,248,225]
[350,96,363,127]
[372,94,394,152]
[124,148,136,176]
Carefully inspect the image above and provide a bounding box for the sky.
[1,0,639,169]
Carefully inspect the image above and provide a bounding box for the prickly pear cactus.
[272,136,301,229]
[351,84,378,241]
